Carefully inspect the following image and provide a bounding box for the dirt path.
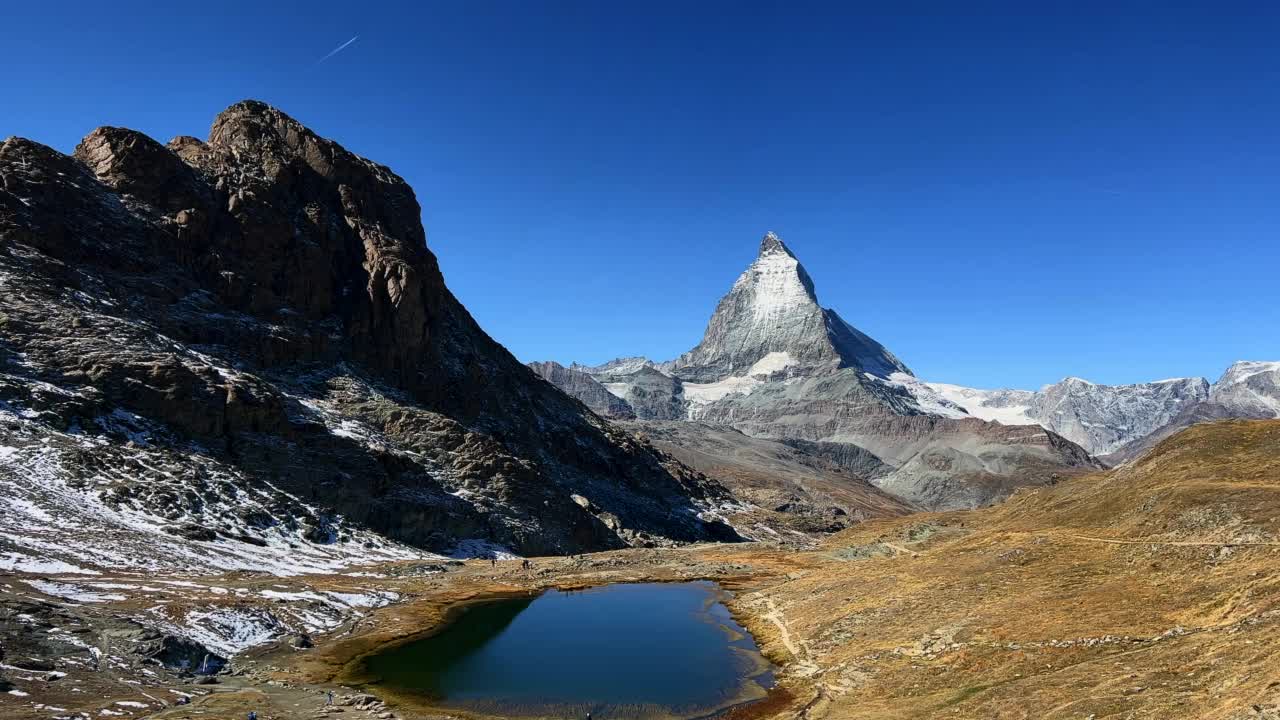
[1066,534,1280,547]
[880,541,917,556]
[760,597,820,678]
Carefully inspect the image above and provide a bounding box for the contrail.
[317,35,359,64]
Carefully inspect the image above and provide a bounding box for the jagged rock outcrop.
[0,100,738,564]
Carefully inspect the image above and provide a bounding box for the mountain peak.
[670,233,909,382]
[758,231,795,258]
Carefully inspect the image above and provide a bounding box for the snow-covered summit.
[572,356,662,377]
[759,230,795,258]
[1209,360,1280,417]
[668,232,909,383]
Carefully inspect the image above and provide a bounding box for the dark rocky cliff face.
[0,101,735,557]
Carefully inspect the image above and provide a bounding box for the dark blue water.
[359,581,773,718]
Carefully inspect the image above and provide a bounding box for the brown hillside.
[730,420,1280,719]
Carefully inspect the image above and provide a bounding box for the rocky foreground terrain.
[2,419,1277,720]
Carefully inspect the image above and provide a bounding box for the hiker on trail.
[247,712,258,720]
[491,557,496,568]
[326,690,334,705]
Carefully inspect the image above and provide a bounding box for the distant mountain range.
[926,361,1280,459]
[533,233,1278,511]
[534,234,1103,511]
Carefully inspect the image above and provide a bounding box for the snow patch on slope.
[925,383,1037,425]
[863,373,971,419]
[601,382,632,401]
[749,351,794,376]
[0,403,434,577]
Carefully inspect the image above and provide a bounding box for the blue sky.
[5,1,1278,388]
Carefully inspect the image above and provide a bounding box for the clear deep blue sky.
[5,1,1278,388]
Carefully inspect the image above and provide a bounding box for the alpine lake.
[350,581,775,720]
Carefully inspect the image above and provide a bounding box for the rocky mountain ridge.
[0,101,738,571]
[1101,360,1280,463]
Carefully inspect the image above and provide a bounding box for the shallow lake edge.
[334,578,782,720]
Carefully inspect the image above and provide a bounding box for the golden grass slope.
[732,420,1280,719]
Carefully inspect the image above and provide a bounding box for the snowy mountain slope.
[1210,361,1280,416]
[0,374,440,577]
[925,383,1037,425]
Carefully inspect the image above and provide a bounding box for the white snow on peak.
[737,248,816,324]
[1211,360,1280,417]
[1216,360,1280,385]
[578,356,658,376]
[680,352,797,415]
[680,353,796,418]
